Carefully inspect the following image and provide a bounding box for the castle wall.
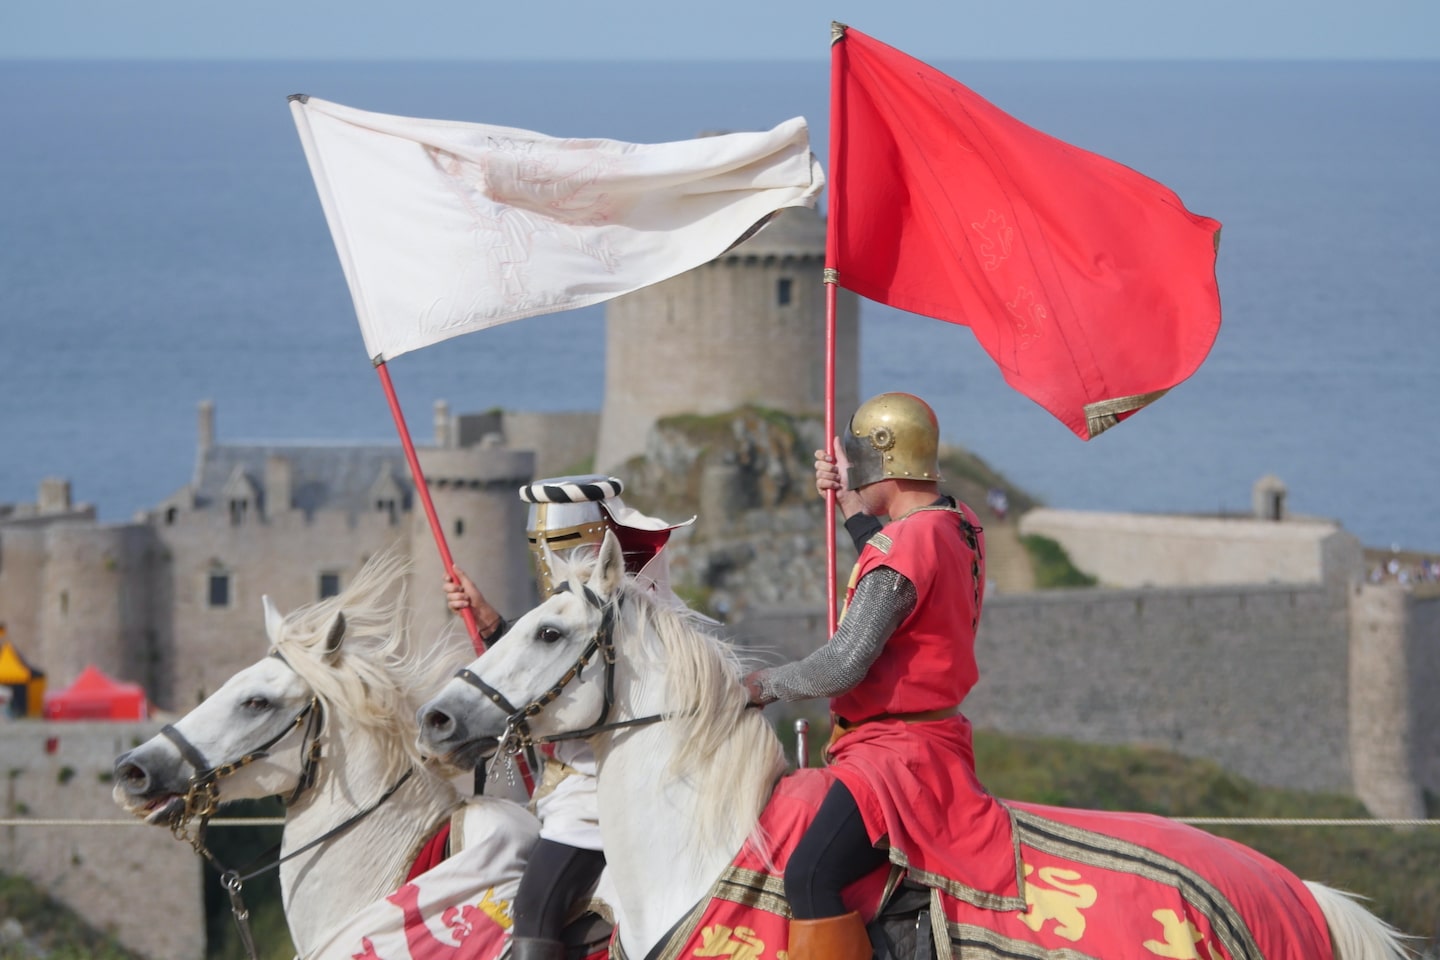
[596,247,859,471]
[0,720,205,960]
[410,446,536,649]
[1410,592,1440,801]
[500,411,600,478]
[1019,508,1363,588]
[965,583,1354,795]
[37,522,160,690]
[154,508,412,710]
[1347,583,1440,817]
[0,525,48,666]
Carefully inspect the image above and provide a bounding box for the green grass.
[1019,533,1097,588]
[0,872,144,960]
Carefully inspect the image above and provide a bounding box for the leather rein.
[158,649,415,960]
[454,580,667,763]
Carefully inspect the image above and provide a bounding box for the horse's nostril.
[115,761,149,794]
[424,709,452,732]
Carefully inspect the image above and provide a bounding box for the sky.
[2,0,1438,61]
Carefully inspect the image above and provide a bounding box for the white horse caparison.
[113,554,513,957]
[416,531,1412,960]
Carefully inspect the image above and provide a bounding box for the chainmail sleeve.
[754,566,916,703]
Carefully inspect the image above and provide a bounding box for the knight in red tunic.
[745,392,1023,960]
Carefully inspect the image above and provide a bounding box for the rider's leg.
[512,838,606,960]
[783,781,886,960]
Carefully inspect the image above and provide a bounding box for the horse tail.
[1303,881,1415,960]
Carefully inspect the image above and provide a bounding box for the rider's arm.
[444,567,507,642]
[844,513,884,553]
[749,566,916,704]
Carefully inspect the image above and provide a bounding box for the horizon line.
[2,54,1438,65]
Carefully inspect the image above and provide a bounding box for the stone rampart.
[0,720,204,960]
[1348,583,1440,817]
[961,583,1355,795]
[37,522,160,689]
[154,507,411,710]
[1019,508,1363,588]
[498,411,600,478]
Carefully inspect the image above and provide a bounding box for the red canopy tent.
[43,665,148,721]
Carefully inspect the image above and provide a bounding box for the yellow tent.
[0,639,46,718]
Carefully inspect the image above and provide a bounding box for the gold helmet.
[841,393,942,490]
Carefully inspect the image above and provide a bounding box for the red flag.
[827,26,1222,439]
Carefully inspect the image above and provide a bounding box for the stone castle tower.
[596,206,859,471]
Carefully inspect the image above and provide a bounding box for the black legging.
[513,838,607,939]
[785,781,889,919]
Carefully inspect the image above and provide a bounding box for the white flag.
[290,95,825,363]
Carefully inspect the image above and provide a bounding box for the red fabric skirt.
[826,713,1025,910]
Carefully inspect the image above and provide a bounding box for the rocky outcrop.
[618,407,833,622]
[617,406,1035,625]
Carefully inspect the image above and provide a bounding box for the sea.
[1,59,1438,550]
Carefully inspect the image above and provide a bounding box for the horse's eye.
[241,696,270,711]
[537,626,564,644]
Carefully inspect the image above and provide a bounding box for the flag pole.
[376,359,537,795]
[374,360,485,652]
[822,21,848,636]
[823,280,838,635]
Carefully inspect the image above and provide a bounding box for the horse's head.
[112,596,336,825]
[417,530,629,770]
[115,550,460,830]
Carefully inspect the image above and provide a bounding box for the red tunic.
[827,503,1025,910]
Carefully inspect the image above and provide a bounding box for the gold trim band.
[1083,389,1169,439]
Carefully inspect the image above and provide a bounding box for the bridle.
[156,648,414,960]
[453,579,666,765]
[159,651,324,835]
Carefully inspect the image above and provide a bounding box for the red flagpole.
[823,22,847,636]
[375,362,537,796]
[374,361,485,653]
[824,282,838,635]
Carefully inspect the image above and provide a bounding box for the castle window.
[208,573,230,608]
[59,590,69,616]
[229,499,248,526]
[454,518,465,537]
[318,572,341,599]
[376,498,397,524]
[165,506,178,525]
[776,277,793,306]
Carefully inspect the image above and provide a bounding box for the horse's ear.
[589,529,625,598]
[322,611,346,662]
[262,595,284,645]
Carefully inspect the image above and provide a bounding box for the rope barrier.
[1175,818,1440,827]
[3,817,1437,828]
[0,818,287,827]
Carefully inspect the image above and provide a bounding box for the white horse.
[113,553,540,960]
[416,531,1414,960]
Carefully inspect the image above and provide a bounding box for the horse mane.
[269,550,475,785]
[550,552,786,856]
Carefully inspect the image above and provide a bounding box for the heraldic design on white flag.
[290,95,825,362]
